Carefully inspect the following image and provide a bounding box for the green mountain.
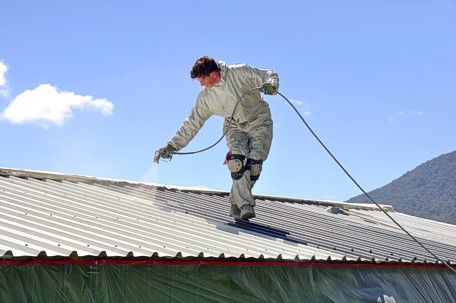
[347,151,456,225]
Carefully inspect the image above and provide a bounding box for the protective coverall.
[167,61,279,217]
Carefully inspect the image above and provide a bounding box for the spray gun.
[154,145,175,163]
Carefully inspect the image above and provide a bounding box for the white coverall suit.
[167,61,279,212]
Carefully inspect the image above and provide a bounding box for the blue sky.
[1,0,455,202]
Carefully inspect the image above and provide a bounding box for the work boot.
[240,205,255,220]
[230,204,241,219]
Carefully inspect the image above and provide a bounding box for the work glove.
[261,82,277,95]
[153,144,176,163]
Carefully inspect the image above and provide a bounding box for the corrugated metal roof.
[1,167,455,265]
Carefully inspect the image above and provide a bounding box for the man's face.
[197,72,220,88]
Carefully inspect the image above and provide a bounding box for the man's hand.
[261,82,277,95]
[153,144,176,163]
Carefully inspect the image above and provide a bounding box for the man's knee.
[246,158,263,181]
[227,154,264,182]
[227,154,246,180]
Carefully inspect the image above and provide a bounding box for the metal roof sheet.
[1,167,455,265]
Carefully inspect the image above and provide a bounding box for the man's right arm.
[167,94,212,151]
[154,95,212,163]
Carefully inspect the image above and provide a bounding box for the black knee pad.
[246,158,263,181]
[227,154,246,180]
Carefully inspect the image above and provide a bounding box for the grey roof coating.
[1,167,456,265]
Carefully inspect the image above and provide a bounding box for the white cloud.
[0,83,114,128]
[289,99,312,116]
[0,60,9,98]
[398,110,423,117]
[0,61,7,87]
[387,110,423,125]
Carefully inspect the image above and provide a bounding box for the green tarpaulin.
[0,260,455,303]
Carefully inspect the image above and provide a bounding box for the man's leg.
[240,110,273,219]
[225,128,255,219]
[226,122,272,219]
[229,169,256,219]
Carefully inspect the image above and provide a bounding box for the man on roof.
[154,55,279,221]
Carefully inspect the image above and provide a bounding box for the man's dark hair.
[190,56,221,79]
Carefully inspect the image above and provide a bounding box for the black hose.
[277,91,456,274]
[172,87,261,155]
[172,88,456,273]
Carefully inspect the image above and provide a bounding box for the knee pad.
[227,154,246,180]
[246,158,263,181]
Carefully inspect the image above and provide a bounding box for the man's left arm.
[238,64,279,95]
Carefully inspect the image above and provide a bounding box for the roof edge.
[0,167,169,189]
[0,254,451,269]
[0,167,394,212]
